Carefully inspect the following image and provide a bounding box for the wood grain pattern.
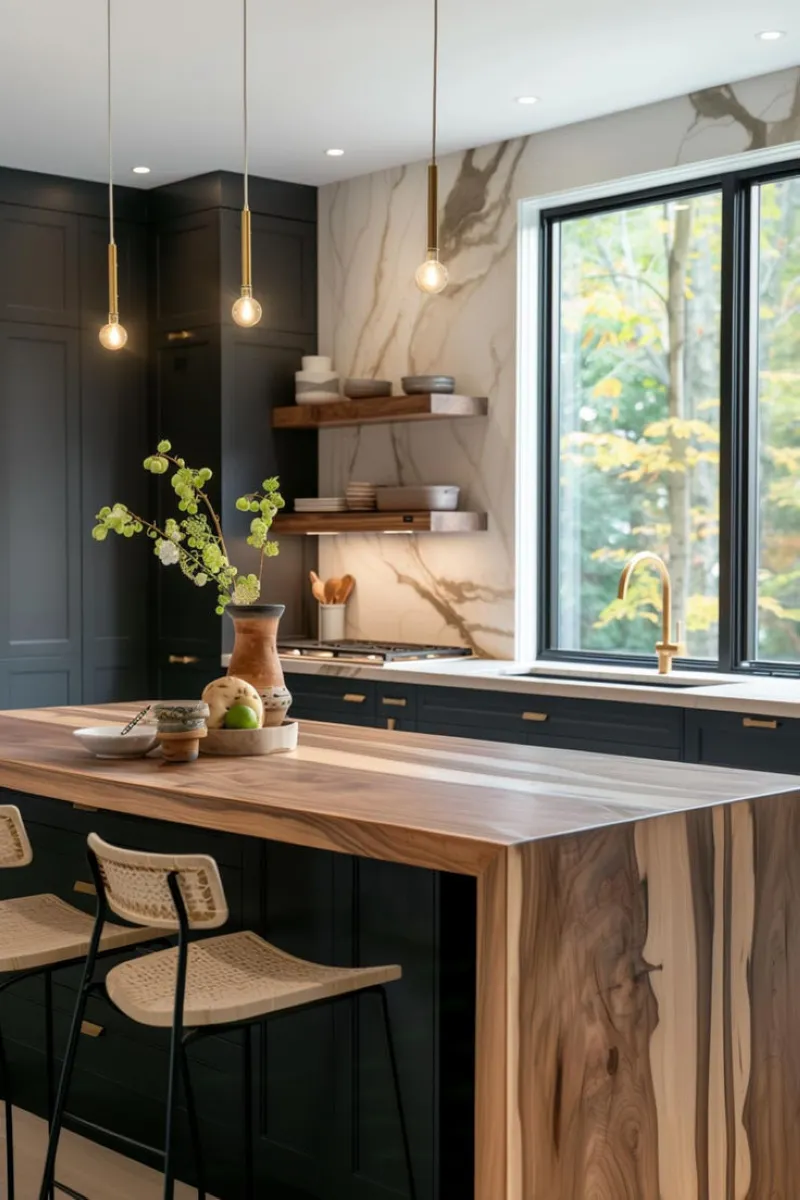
[1,706,797,876]
[271,393,489,429]
[272,510,488,534]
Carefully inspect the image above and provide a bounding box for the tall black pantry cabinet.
[0,169,150,708]
[149,173,318,699]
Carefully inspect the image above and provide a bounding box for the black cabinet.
[0,173,150,710]
[150,174,319,697]
[289,676,378,726]
[685,709,800,773]
[0,789,472,1200]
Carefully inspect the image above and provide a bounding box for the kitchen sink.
[507,671,703,689]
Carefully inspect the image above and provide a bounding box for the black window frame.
[537,156,800,678]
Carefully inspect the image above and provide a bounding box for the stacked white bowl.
[345,482,377,511]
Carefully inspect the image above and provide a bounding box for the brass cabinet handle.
[80,1021,104,1038]
[72,803,98,813]
[74,881,96,897]
[387,718,397,731]
[381,697,408,708]
[167,330,193,341]
[522,712,549,723]
[168,655,200,665]
[742,717,779,730]
[343,694,366,704]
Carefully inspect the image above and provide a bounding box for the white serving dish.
[73,725,158,759]
[201,720,299,757]
[375,485,460,512]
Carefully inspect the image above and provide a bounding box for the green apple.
[224,704,260,731]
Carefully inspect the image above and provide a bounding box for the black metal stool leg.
[242,1025,254,1200]
[0,1023,15,1200]
[163,1021,182,1200]
[179,1044,206,1200]
[377,988,417,1200]
[37,979,92,1200]
[44,972,55,1200]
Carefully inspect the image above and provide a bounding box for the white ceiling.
[0,0,797,190]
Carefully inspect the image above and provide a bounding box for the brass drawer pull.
[343,694,366,704]
[387,718,397,731]
[381,697,408,708]
[522,712,549,723]
[169,654,200,665]
[73,881,96,897]
[72,804,98,813]
[80,1021,104,1039]
[167,330,193,341]
[742,717,779,730]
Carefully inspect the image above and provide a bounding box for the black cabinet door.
[79,216,151,703]
[0,203,79,326]
[685,709,800,772]
[0,324,82,707]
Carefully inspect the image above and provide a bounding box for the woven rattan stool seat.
[0,894,162,973]
[105,929,402,1028]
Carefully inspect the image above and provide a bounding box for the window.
[538,162,800,672]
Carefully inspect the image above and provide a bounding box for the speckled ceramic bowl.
[152,701,210,734]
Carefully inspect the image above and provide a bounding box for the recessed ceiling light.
[757,29,786,40]
[132,165,151,174]
[516,95,539,105]
[325,148,345,157]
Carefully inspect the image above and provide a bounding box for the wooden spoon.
[337,574,355,605]
[309,570,327,605]
[324,577,342,605]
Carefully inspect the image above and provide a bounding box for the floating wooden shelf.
[272,394,488,430]
[273,510,488,535]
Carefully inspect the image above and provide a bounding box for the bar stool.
[0,805,163,1200]
[39,833,417,1200]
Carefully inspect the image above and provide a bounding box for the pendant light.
[232,0,262,328]
[415,0,448,295]
[99,0,128,350]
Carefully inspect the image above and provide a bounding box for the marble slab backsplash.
[317,67,800,657]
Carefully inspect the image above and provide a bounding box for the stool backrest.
[0,806,33,868]
[87,833,229,931]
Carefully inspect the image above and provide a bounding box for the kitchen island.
[0,704,799,1199]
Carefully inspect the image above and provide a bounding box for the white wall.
[317,67,800,657]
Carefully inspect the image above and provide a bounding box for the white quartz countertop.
[221,653,800,717]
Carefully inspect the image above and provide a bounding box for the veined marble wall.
[317,67,800,657]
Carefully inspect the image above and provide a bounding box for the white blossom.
[194,572,208,587]
[158,540,180,566]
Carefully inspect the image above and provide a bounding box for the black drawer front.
[418,686,683,751]
[685,710,800,773]
[376,683,418,730]
[288,676,376,724]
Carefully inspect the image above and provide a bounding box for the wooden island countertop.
[2,703,800,1199]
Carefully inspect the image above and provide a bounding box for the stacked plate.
[345,482,377,511]
[294,497,348,513]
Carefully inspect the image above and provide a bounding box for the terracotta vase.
[226,604,286,693]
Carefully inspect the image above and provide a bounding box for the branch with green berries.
[91,440,285,614]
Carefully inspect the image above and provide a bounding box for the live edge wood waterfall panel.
[508,797,800,1200]
[1,705,800,1200]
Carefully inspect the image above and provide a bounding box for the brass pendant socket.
[241,207,252,289]
[427,163,439,255]
[107,241,119,319]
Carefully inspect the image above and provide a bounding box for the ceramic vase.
[226,604,293,722]
[295,355,340,405]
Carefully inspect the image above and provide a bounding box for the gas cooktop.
[278,639,473,664]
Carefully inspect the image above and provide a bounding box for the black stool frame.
[38,849,417,1200]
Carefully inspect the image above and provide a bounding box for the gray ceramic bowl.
[401,375,455,395]
[343,379,392,399]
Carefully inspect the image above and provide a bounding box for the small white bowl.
[73,725,158,759]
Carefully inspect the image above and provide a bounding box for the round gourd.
[201,677,264,729]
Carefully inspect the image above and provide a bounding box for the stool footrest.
[63,1111,166,1166]
[55,1181,90,1200]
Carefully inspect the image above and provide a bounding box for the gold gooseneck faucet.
[617,552,683,675]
